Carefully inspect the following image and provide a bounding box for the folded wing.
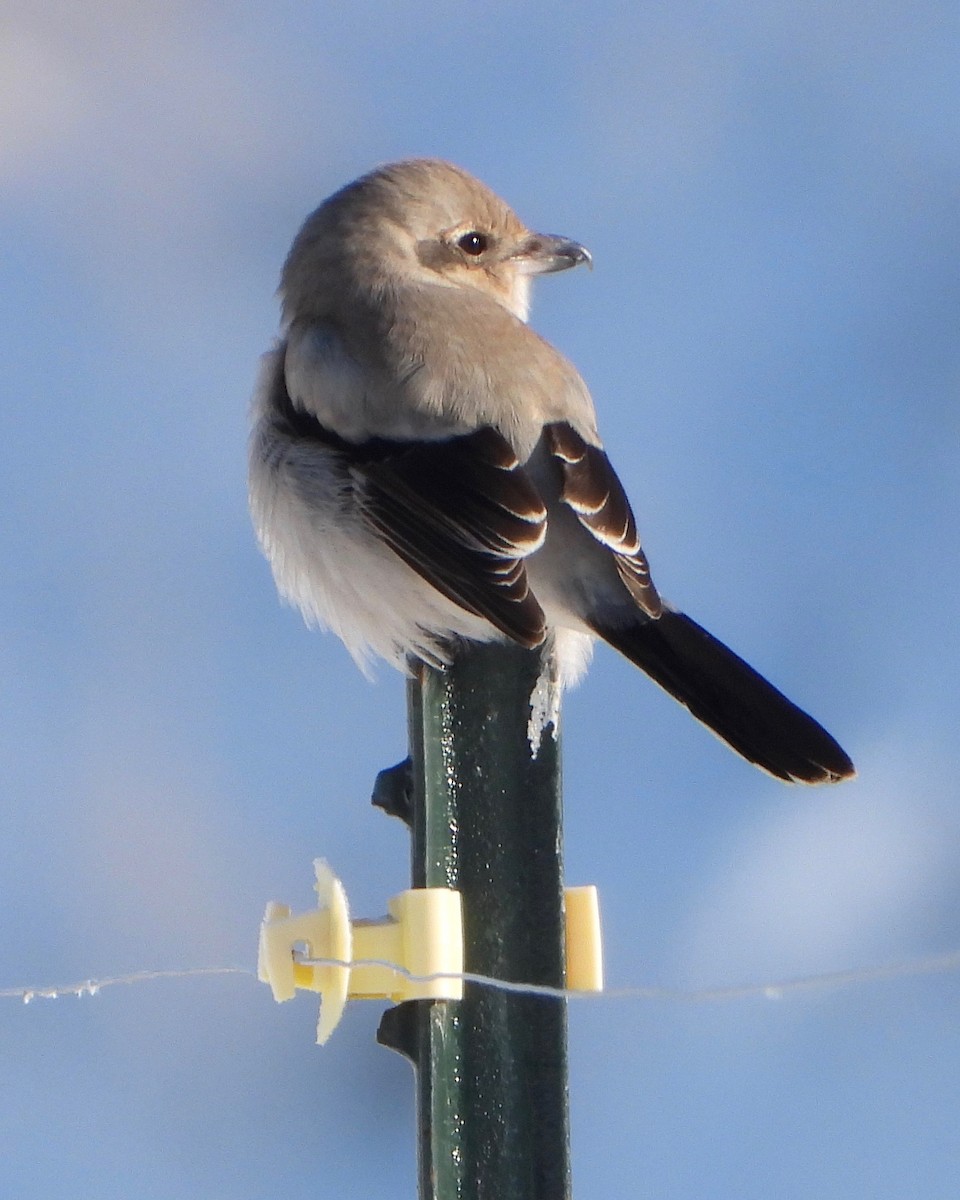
[545,422,662,617]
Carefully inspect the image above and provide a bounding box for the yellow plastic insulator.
[564,885,604,992]
[258,859,464,1044]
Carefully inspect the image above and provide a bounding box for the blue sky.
[2,2,959,1196]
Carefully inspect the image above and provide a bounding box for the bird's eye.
[457,231,488,256]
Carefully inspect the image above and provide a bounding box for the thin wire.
[298,949,960,1002]
[4,950,960,1007]
[0,967,253,1003]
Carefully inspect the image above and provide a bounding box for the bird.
[249,158,855,785]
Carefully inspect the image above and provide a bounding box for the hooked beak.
[511,232,593,276]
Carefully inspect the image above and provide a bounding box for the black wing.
[545,422,662,617]
[273,374,549,645]
[356,426,548,647]
[272,375,547,644]
[543,423,853,781]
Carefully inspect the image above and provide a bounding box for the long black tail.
[592,609,855,784]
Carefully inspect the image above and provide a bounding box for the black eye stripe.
[457,231,488,256]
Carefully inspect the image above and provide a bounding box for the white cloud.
[0,21,89,183]
[678,738,959,986]
[2,5,260,180]
[0,3,357,293]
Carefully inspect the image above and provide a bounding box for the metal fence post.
[376,639,570,1199]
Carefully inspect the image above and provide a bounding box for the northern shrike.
[250,159,854,784]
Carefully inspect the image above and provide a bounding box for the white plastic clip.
[564,885,604,992]
[258,860,464,1043]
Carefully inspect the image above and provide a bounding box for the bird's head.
[281,159,591,324]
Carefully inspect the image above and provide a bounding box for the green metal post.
[376,640,570,1200]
